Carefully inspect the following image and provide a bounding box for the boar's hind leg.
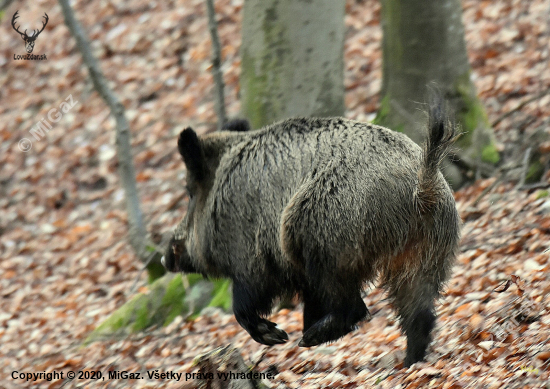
[232,281,288,345]
[388,276,440,367]
[299,286,368,347]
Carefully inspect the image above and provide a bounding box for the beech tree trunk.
[240,0,345,129]
[378,0,498,185]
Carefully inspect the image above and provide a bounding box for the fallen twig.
[472,174,504,208]
[516,147,533,188]
[492,87,550,128]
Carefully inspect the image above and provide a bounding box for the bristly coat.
[163,103,461,367]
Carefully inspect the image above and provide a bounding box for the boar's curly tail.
[417,99,459,212]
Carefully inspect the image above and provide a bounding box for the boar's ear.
[178,127,206,180]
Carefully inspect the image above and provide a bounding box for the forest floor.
[1,0,550,388]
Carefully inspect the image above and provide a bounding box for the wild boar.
[162,101,461,367]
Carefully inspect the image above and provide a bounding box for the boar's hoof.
[251,320,288,345]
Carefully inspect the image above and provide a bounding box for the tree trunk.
[378,0,498,186]
[240,0,345,129]
[58,0,165,279]
[206,0,227,131]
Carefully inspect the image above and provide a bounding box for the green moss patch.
[86,274,232,343]
[535,190,549,200]
[526,160,544,184]
[481,143,500,164]
[372,95,391,126]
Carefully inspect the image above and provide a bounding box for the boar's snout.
[163,236,198,273]
[163,237,184,272]
[162,240,178,272]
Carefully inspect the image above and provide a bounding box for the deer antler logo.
[12,10,49,54]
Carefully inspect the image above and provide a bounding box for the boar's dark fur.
[163,102,461,367]
[222,118,251,132]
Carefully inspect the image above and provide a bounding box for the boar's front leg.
[232,281,289,345]
[302,289,328,333]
